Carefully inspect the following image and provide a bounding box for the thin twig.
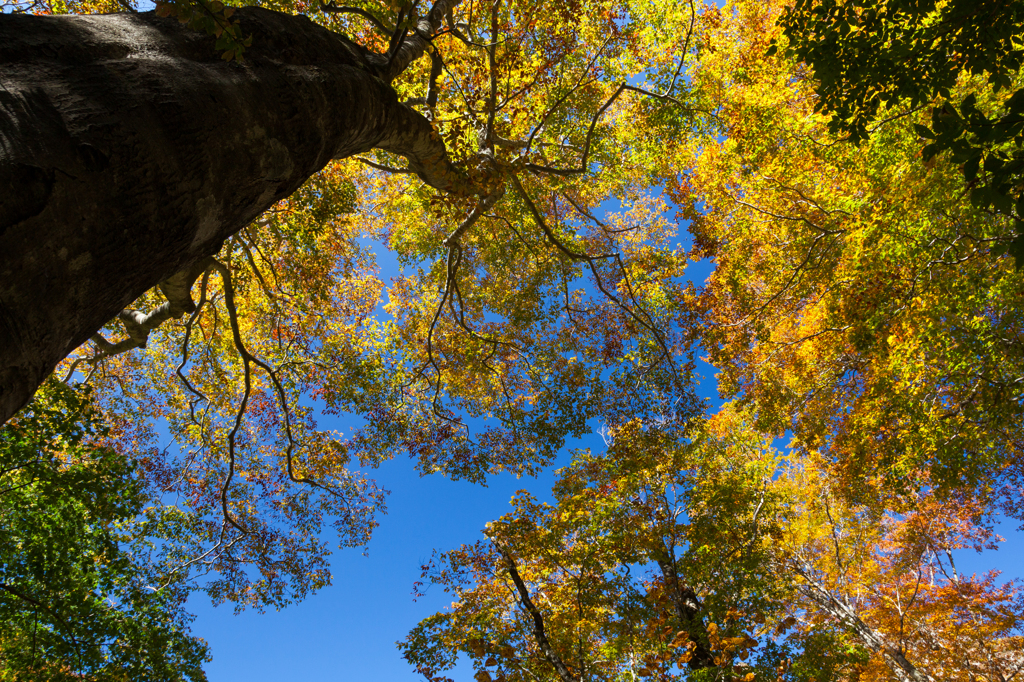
[319,2,392,35]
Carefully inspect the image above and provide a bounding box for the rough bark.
[0,7,461,422]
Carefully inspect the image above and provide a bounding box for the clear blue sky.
[185,234,1024,682]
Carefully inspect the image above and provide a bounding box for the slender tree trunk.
[655,555,716,670]
[794,560,934,682]
[0,7,454,422]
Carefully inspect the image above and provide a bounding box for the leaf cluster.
[400,412,805,682]
[774,0,1024,262]
[403,2,1024,680]
[155,0,253,61]
[0,381,209,681]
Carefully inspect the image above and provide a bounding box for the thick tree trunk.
[0,7,454,422]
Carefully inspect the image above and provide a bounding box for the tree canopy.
[773,0,1024,261]
[1,0,1023,678]
[0,382,208,680]
[6,0,709,614]
[399,0,1024,680]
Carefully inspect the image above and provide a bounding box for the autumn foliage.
[2,0,1023,678]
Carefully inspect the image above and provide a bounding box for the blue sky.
[186,384,1024,681]
[4,0,1016,677]
[186,429,581,681]
[175,2,1022,673]
[186,232,1024,681]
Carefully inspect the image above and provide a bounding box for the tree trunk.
[0,7,453,422]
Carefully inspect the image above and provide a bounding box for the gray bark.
[794,560,934,682]
[0,7,461,422]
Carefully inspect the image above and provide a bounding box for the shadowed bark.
[655,555,716,670]
[0,6,464,422]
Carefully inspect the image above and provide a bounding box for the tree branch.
[426,50,444,111]
[373,99,473,195]
[0,583,78,646]
[511,174,684,392]
[356,156,414,174]
[793,559,935,682]
[319,3,391,36]
[494,543,576,682]
[84,258,214,363]
[653,553,716,670]
[384,0,464,82]
[443,189,504,247]
[526,83,693,177]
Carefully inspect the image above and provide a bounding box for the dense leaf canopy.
[34,0,709,614]
[2,0,1023,678]
[0,382,208,680]
[774,0,1024,261]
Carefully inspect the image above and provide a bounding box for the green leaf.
[959,93,978,116]
[964,155,981,182]
[913,124,934,139]
[1009,232,1024,269]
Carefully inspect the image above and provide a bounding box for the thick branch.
[373,101,473,194]
[319,3,391,35]
[384,0,463,82]
[87,258,213,362]
[426,50,444,111]
[443,189,503,247]
[654,555,716,670]
[0,7,471,421]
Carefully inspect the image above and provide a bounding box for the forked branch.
[511,174,684,391]
[384,0,464,82]
[792,558,935,682]
[403,189,504,419]
[525,82,695,177]
[524,5,698,176]
[83,258,214,367]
